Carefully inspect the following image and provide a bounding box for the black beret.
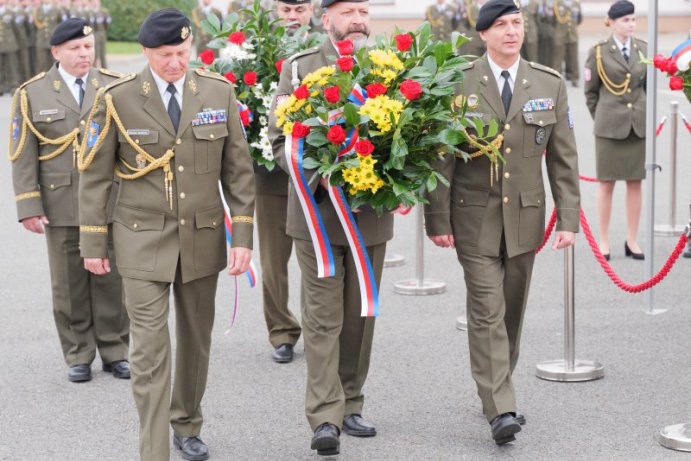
[138,8,192,48]
[50,17,93,46]
[321,0,368,8]
[475,0,521,32]
[278,0,312,4]
[607,0,634,20]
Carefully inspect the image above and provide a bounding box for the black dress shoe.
[103,360,130,379]
[311,423,340,456]
[173,435,209,461]
[343,414,376,437]
[272,344,294,363]
[490,413,521,445]
[68,364,92,383]
[603,253,610,261]
[625,242,644,260]
[514,412,526,425]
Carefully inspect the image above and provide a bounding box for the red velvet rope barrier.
[680,113,691,135]
[579,208,688,293]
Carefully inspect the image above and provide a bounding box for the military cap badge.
[181,26,190,40]
[83,25,93,35]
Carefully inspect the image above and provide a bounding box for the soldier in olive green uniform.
[257,0,317,365]
[192,0,223,56]
[269,0,390,456]
[310,0,324,33]
[583,0,646,260]
[550,0,581,85]
[536,0,553,66]
[520,0,538,63]
[90,0,110,68]
[24,0,37,77]
[563,0,581,86]
[33,0,62,72]
[0,0,20,95]
[426,0,455,42]
[456,0,486,59]
[425,0,580,445]
[9,18,129,384]
[79,9,254,461]
[10,0,31,84]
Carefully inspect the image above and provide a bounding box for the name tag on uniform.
[39,109,59,116]
[192,108,227,127]
[522,98,554,112]
[127,129,151,136]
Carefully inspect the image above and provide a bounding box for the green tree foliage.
[104,0,197,42]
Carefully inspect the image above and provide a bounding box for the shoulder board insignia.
[529,61,562,78]
[195,68,230,83]
[460,61,475,71]
[104,72,136,91]
[99,68,122,78]
[19,71,46,89]
[288,47,320,62]
[634,37,647,44]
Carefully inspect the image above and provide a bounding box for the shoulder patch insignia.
[87,121,100,148]
[12,116,19,142]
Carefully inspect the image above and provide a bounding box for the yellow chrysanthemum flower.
[359,96,404,133]
[282,122,295,136]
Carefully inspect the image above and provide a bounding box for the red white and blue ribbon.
[671,39,691,72]
[285,134,336,278]
[223,212,257,331]
[326,184,379,317]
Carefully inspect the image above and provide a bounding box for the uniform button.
[176,139,182,145]
[538,120,544,125]
[50,184,55,189]
[505,147,511,154]
[504,172,510,179]
[180,219,186,226]
[133,223,138,229]
[46,117,51,122]
[209,134,215,139]
[460,198,465,204]
[626,73,631,78]
[179,192,186,199]
[135,139,140,144]
[627,89,632,93]
[504,124,511,130]
[178,165,184,172]
[627,103,633,108]
[537,199,541,205]
[212,221,217,226]
[503,196,509,204]
[80,120,85,126]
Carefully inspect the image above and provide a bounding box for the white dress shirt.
[487,54,521,95]
[150,68,185,110]
[57,65,89,106]
[612,35,632,59]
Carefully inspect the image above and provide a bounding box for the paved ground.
[0,33,690,460]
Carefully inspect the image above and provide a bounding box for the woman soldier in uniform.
[584,0,646,260]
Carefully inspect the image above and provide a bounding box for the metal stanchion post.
[384,252,405,268]
[655,101,684,236]
[393,206,446,295]
[536,245,604,382]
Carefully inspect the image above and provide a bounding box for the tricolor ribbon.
[223,213,258,331]
[285,134,336,278]
[283,83,380,316]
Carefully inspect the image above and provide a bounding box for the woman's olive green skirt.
[595,131,646,181]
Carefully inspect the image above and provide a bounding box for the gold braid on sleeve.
[77,91,177,210]
[595,45,630,96]
[7,89,80,163]
[232,216,254,224]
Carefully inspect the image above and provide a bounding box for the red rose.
[400,79,423,100]
[292,121,311,138]
[224,71,237,84]
[324,86,341,104]
[653,54,667,71]
[293,84,310,100]
[275,58,285,74]
[665,59,678,75]
[337,56,355,72]
[243,71,257,86]
[228,31,246,45]
[199,49,214,65]
[365,83,387,98]
[394,33,413,52]
[336,40,354,56]
[354,139,374,156]
[669,75,684,91]
[326,125,347,145]
[239,110,250,127]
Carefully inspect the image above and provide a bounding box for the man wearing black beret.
[269,0,391,456]
[79,8,255,461]
[9,17,129,385]
[426,0,580,445]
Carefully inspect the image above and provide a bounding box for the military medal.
[535,127,546,145]
[136,153,147,169]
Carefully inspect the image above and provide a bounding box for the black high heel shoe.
[625,242,645,260]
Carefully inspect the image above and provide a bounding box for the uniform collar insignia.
[53,80,61,91]
[91,77,99,88]
[482,75,488,82]
[142,80,151,95]
[522,79,528,85]
[188,78,198,93]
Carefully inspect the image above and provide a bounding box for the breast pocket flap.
[520,187,544,208]
[32,110,66,123]
[113,205,165,232]
[192,124,228,141]
[195,207,225,230]
[522,110,557,126]
[456,187,490,207]
[39,172,71,190]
